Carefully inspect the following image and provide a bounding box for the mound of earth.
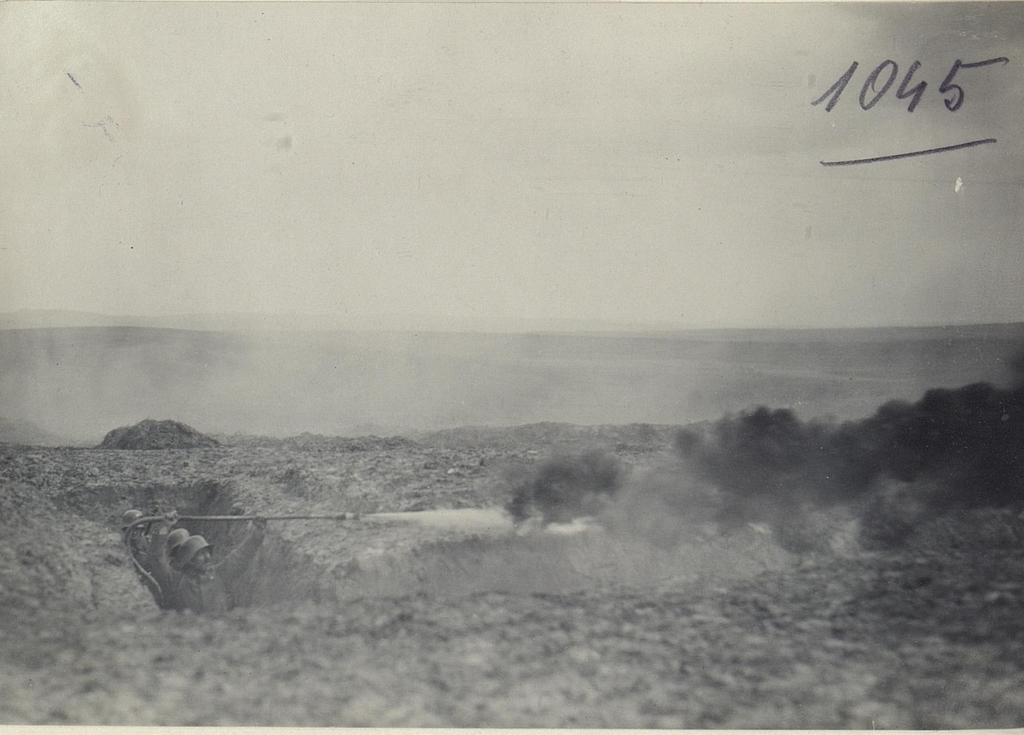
[98,419,219,450]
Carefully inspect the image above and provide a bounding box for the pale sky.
[2,2,1022,330]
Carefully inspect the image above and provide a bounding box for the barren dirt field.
[2,422,1024,728]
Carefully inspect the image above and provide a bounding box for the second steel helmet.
[179,535,213,565]
[166,528,190,554]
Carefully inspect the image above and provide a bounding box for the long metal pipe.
[177,513,361,522]
[124,512,367,534]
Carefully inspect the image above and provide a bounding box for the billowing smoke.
[494,350,1024,562]
[676,370,1024,527]
[506,450,624,524]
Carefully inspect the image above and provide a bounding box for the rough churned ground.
[1,433,1023,727]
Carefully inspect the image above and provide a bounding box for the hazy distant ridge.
[2,323,1022,444]
[0,309,696,335]
[5,310,1023,336]
[0,416,68,446]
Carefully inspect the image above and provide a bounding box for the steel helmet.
[179,535,213,565]
[121,509,144,530]
[166,528,190,553]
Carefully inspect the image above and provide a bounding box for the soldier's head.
[166,528,191,567]
[121,509,144,533]
[121,509,148,549]
[179,535,214,573]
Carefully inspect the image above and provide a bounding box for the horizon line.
[1,309,1023,336]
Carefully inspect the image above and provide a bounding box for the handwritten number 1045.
[812,58,1009,113]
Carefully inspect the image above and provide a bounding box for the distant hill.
[0,416,67,446]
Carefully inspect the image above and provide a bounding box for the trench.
[80,479,799,612]
[69,479,327,609]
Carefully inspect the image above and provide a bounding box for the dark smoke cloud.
[506,450,624,524]
[676,366,1024,521]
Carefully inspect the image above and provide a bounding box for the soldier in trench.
[122,508,166,604]
[120,509,149,556]
[138,527,191,609]
[163,527,192,571]
[150,513,267,614]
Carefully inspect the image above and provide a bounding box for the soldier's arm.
[215,518,266,580]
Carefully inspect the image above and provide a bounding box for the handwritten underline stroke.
[820,138,997,167]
